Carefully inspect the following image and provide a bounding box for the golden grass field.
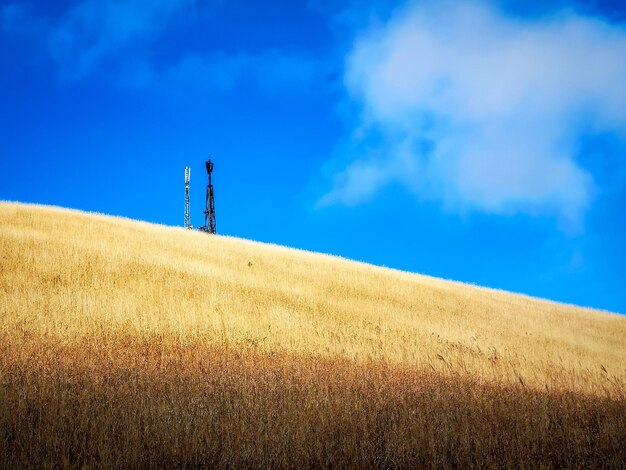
[1,201,625,468]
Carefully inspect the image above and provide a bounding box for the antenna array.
[182,159,216,234]
[184,166,192,229]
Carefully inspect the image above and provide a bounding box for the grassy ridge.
[1,202,625,467]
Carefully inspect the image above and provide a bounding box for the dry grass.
[1,201,625,468]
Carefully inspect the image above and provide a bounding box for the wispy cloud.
[320,0,626,228]
[1,3,29,31]
[3,1,327,93]
[120,50,325,95]
[46,0,192,80]
[1,2,43,35]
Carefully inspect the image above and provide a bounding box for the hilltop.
[1,202,625,468]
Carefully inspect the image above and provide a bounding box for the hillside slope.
[1,202,625,467]
[1,202,623,391]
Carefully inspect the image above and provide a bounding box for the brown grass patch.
[1,338,625,468]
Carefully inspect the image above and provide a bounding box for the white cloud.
[322,0,626,227]
[48,0,192,80]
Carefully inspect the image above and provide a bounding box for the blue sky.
[1,0,626,313]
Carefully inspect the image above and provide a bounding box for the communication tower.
[184,166,192,229]
[199,159,216,234]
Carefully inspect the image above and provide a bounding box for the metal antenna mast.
[200,159,216,234]
[184,166,192,229]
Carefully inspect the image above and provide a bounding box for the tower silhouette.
[199,159,216,234]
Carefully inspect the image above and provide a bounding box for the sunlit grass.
[1,202,624,467]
